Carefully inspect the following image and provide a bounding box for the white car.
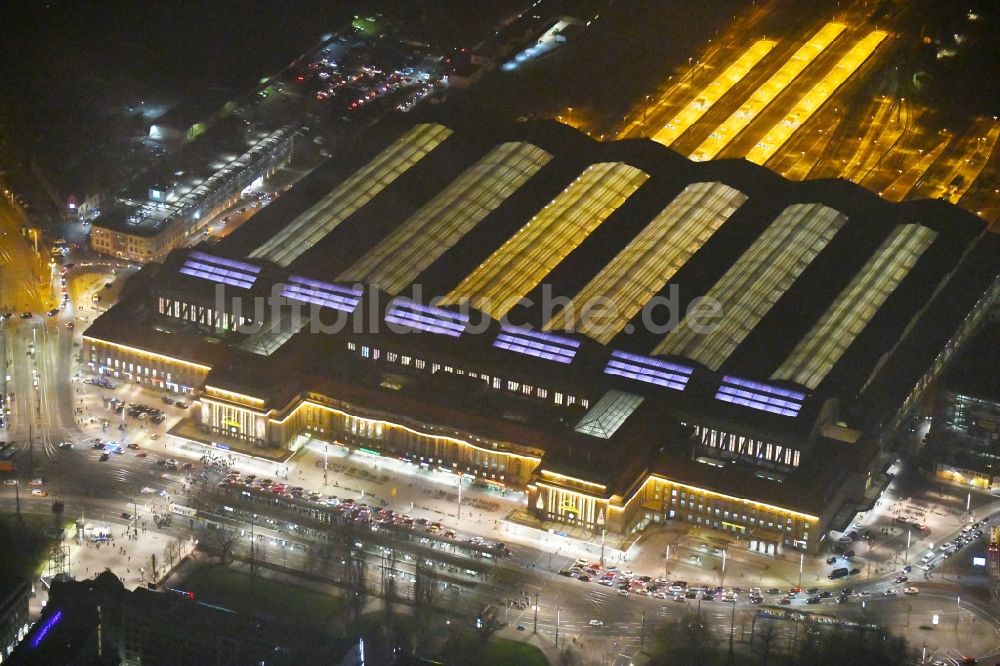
[903,587,919,595]
[588,619,604,626]
[883,588,898,596]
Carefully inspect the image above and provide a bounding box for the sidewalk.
[61,522,196,590]
[495,622,575,666]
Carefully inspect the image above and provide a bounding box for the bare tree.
[345,549,367,624]
[755,622,778,665]
[382,549,399,616]
[413,560,437,610]
[203,527,241,565]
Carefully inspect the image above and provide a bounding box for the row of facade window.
[158,297,250,331]
[348,342,589,409]
[96,354,172,382]
[652,485,808,541]
[693,425,801,468]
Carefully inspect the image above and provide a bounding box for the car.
[99,453,110,461]
[901,565,912,574]
[3,480,17,486]
[617,589,628,597]
[819,590,832,598]
[574,558,590,567]
[516,624,525,632]
[806,596,821,604]
[28,479,44,486]
[787,587,801,596]
[65,322,74,329]
[805,587,820,594]
[778,597,791,605]
[127,443,140,450]
[175,402,188,409]
[58,442,73,449]
[31,490,48,497]
[841,587,855,596]
[559,569,574,577]
[104,282,113,290]
[765,588,780,595]
[47,309,59,317]
[894,575,908,583]
[135,452,148,458]
[149,434,159,440]
[849,568,861,575]
[121,512,131,519]
[20,312,31,319]
[588,619,604,626]
[578,575,591,583]
[0,312,10,319]
[903,587,919,595]
[825,556,837,564]
[858,591,872,598]
[749,596,763,604]
[836,595,850,604]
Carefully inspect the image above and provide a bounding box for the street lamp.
[555,606,561,648]
[798,552,804,588]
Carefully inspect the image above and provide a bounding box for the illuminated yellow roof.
[772,224,936,389]
[745,30,889,165]
[250,123,452,266]
[652,40,776,147]
[653,202,846,368]
[440,162,649,319]
[691,21,846,161]
[338,141,552,294]
[546,181,746,343]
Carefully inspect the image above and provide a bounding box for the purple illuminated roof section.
[714,375,805,417]
[180,252,260,289]
[281,275,362,313]
[385,298,469,337]
[493,325,580,364]
[603,350,692,391]
[189,251,262,274]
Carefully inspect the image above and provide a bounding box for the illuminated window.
[772,224,937,389]
[340,141,552,293]
[251,123,453,266]
[441,162,649,319]
[547,182,745,343]
[654,202,846,369]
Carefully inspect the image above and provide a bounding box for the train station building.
[82,118,1000,553]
